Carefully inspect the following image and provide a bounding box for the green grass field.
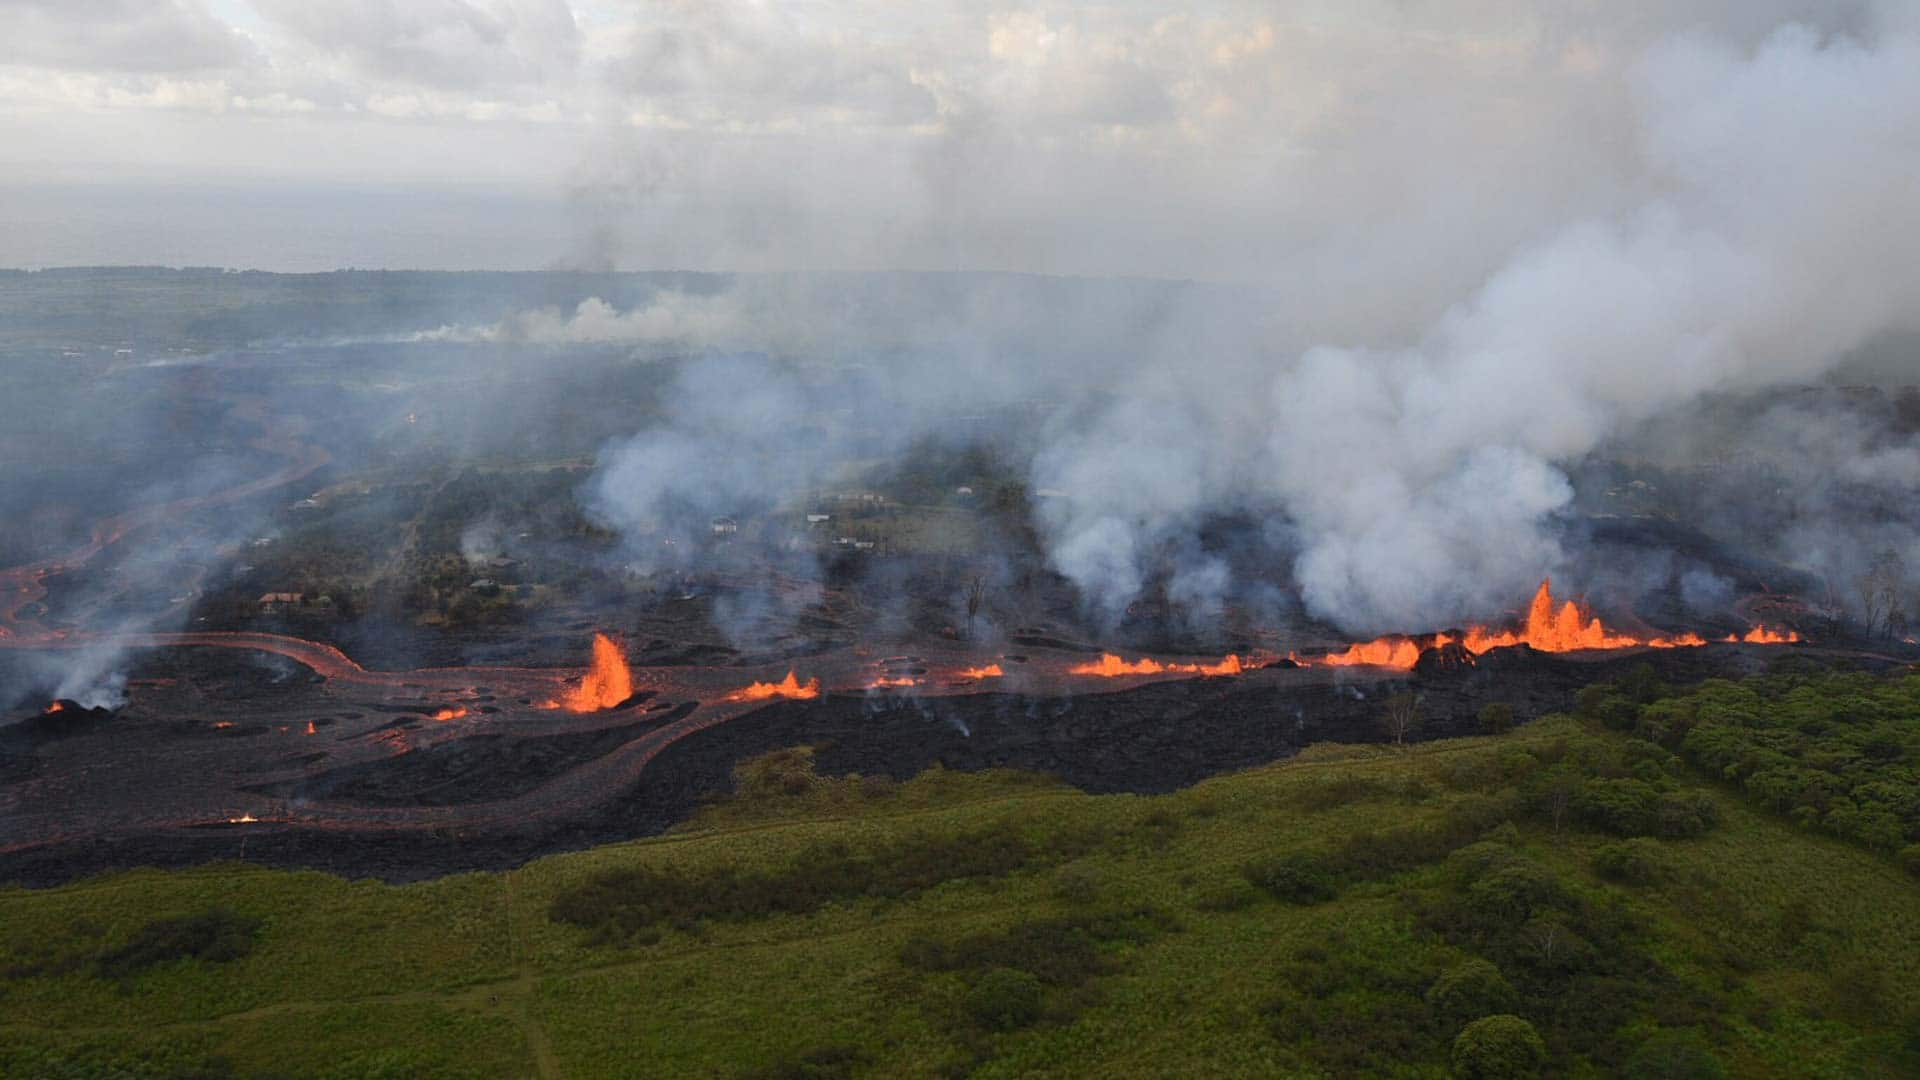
[6,691,1920,1078]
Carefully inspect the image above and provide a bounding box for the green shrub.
[1653,792,1718,838]
[1479,703,1516,735]
[1592,839,1665,885]
[551,821,1100,941]
[1051,865,1101,905]
[964,968,1045,1031]
[899,907,1174,988]
[1451,1014,1548,1079]
[1243,853,1337,904]
[1192,878,1261,913]
[1898,844,1920,877]
[94,907,262,980]
[1622,1028,1726,1079]
[1572,778,1661,836]
[741,1044,867,1080]
[1427,959,1519,1025]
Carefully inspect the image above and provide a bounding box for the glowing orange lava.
[725,671,822,702]
[1072,653,1165,676]
[431,708,468,721]
[43,700,65,715]
[228,814,259,824]
[1071,653,1245,677]
[304,720,317,735]
[958,664,1005,679]
[870,676,922,689]
[548,633,634,712]
[1728,626,1799,644]
[1298,580,1783,670]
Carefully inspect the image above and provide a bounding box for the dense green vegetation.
[7,671,1920,1077]
[1582,666,1920,864]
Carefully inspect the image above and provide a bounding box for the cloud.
[249,0,581,91]
[0,0,255,74]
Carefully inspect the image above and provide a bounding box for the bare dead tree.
[963,575,985,639]
[1858,549,1908,641]
[1381,692,1421,747]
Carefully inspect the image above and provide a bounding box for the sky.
[0,0,1904,280]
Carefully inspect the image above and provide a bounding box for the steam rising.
[1038,25,1920,632]
[554,15,1920,644]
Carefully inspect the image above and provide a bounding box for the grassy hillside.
[6,677,1920,1078]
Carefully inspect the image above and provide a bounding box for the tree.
[1478,702,1515,735]
[963,575,985,637]
[1427,959,1518,1025]
[1381,692,1421,746]
[1451,1014,1548,1079]
[1857,549,1906,640]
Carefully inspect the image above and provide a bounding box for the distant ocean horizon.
[0,182,593,273]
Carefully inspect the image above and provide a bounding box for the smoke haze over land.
[3,2,1919,644]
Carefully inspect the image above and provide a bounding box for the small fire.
[212,721,234,729]
[958,664,1005,679]
[228,814,259,824]
[870,676,921,689]
[304,720,317,735]
[547,633,634,712]
[725,671,822,702]
[1729,626,1800,644]
[431,707,468,721]
[1071,653,1245,677]
[43,701,65,715]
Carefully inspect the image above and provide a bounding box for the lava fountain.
[1071,653,1245,677]
[1730,626,1799,644]
[548,633,635,712]
[1301,580,1732,670]
[725,671,822,702]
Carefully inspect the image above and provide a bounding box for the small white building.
[710,516,739,536]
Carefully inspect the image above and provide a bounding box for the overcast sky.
[0,1,1903,279]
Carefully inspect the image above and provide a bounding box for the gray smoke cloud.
[1032,23,1920,633]
[556,14,1920,640]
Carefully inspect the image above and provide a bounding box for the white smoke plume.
[1037,24,1920,633]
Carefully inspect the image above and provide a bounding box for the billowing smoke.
[1032,24,1920,633]
[511,17,1920,642]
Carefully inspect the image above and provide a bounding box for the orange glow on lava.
[1297,580,1791,670]
[1072,654,1167,676]
[958,664,1005,679]
[43,700,65,714]
[725,671,822,701]
[431,708,468,721]
[870,676,922,689]
[305,720,317,735]
[1071,653,1245,677]
[548,633,634,712]
[1729,626,1800,644]
[228,814,259,824]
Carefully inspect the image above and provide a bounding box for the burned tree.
[1856,550,1907,641]
[1381,692,1422,747]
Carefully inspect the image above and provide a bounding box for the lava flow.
[958,664,1005,679]
[431,708,469,721]
[546,633,634,712]
[1731,626,1800,644]
[1071,653,1245,677]
[1301,579,1753,670]
[725,671,822,701]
